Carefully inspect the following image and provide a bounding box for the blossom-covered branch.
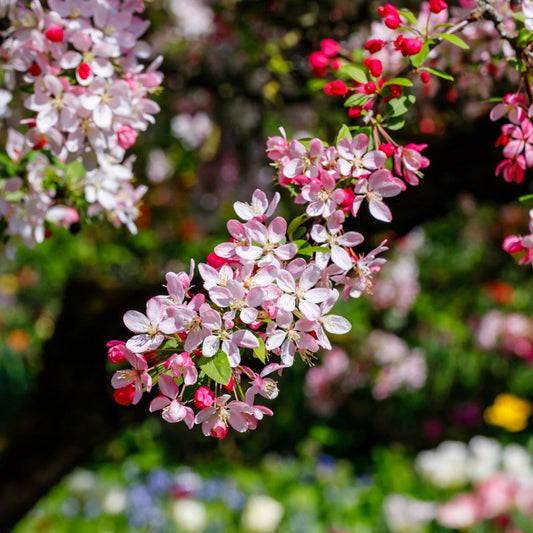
[0,0,162,255]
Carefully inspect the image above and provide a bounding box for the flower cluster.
[109,184,384,439]
[491,94,533,185]
[266,129,426,227]
[0,0,162,253]
[475,309,533,363]
[385,437,533,532]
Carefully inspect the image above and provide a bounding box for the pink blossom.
[123,297,177,353]
[165,352,198,386]
[394,144,430,186]
[195,394,255,438]
[111,349,152,405]
[352,169,403,223]
[149,374,195,427]
[337,134,386,178]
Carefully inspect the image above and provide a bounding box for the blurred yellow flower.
[484,393,533,432]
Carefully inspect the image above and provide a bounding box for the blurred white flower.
[171,111,213,150]
[169,0,215,39]
[384,494,435,533]
[241,495,284,533]
[101,487,127,515]
[466,436,501,483]
[416,441,469,489]
[171,498,207,532]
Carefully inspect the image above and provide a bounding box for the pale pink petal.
[123,310,150,333]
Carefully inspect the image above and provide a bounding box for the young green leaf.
[197,349,232,385]
[344,93,369,108]
[383,77,414,88]
[287,213,309,240]
[253,337,267,364]
[335,124,353,144]
[398,8,418,27]
[340,65,367,84]
[423,67,454,82]
[437,33,469,50]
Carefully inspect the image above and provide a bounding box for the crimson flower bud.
[348,106,362,118]
[114,384,136,406]
[420,71,430,84]
[45,25,64,42]
[309,51,329,76]
[320,38,339,57]
[224,375,235,391]
[330,58,341,70]
[194,386,215,409]
[379,143,395,157]
[106,340,127,364]
[341,188,355,213]
[364,58,383,78]
[388,84,403,98]
[378,3,400,27]
[365,39,385,54]
[207,252,229,268]
[77,62,92,80]
[27,63,41,76]
[429,0,448,13]
[364,81,377,94]
[324,80,348,96]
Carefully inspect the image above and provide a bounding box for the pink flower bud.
[210,419,228,439]
[106,340,128,363]
[502,235,524,253]
[194,386,215,409]
[117,125,138,150]
[45,25,64,42]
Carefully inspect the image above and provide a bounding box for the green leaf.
[437,33,469,50]
[398,8,418,27]
[386,117,406,131]
[517,28,533,48]
[383,77,413,88]
[287,213,308,240]
[197,349,232,385]
[254,337,267,364]
[507,56,527,73]
[423,67,454,82]
[335,123,353,144]
[410,42,430,68]
[385,94,416,118]
[340,65,367,84]
[519,194,533,203]
[344,93,369,108]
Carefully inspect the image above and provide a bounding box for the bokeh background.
[2,0,533,531]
